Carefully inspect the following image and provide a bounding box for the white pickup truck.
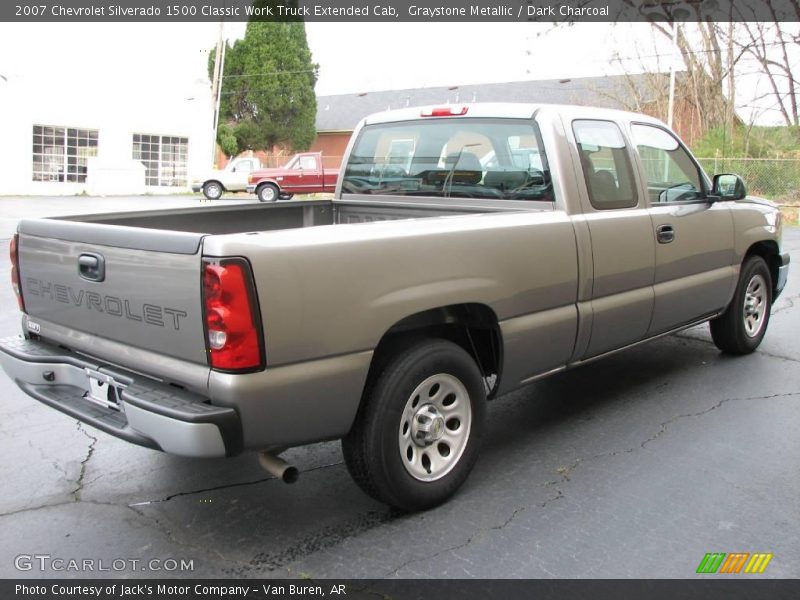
[191,156,263,200]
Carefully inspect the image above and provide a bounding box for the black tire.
[202,181,223,200]
[342,339,486,511]
[710,255,772,354]
[257,183,279,202]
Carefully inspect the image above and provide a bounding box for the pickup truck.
[191,155,263,200]
[246,151,339,202]
[0,103,790,512]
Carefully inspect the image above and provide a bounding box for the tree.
[211,3,318,156]
[729,1,800,127]
[216,122,239,158]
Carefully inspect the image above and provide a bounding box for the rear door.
[571,119,656,358]
[630,123,735,335]
[17,219,208,365]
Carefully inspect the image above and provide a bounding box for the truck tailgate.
[17,219,208,365]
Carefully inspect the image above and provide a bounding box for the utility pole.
[210,21,226,167]
[667,20,677,129]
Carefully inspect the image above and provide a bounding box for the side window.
[299,156,317,170]
[235,160,253,173]
[631,124,703,203]
[573,120,638,210]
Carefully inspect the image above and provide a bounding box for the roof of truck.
[361,102,666,127]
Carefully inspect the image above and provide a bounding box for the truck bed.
[50,199,500,236]
[15,198,550,376]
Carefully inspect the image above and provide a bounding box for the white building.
[0,24,218,196]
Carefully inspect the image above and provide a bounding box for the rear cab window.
[572,120,638,210]
[341,118,554,202]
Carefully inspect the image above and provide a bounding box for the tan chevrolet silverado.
[0,103,790,511]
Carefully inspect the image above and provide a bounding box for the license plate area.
[83,368,127,411]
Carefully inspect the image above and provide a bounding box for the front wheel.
[710,255,772,354]
[257,183,279,202]
[342,339,486,511]
[203,181,223,200]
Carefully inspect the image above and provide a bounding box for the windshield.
[341,118,554,201]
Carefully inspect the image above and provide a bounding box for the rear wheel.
[257,183,279,202]
[710,255,772,354]
[342,339,486,511]
[203,181,223,200]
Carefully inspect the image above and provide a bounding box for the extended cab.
[191,155,263,200]
[246,151,339,202]
[0,104,790,511]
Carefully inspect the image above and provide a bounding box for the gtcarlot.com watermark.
[14,553,194,573]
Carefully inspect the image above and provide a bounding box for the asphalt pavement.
[0,196,797,579]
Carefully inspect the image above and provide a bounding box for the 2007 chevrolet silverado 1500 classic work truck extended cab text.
[0,104,790,511]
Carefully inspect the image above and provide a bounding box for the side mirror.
[712,173,747,201]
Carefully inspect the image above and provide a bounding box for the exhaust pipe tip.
[282,466,299,484]
[258,451,299,484]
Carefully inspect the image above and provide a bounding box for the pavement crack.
[384,505,528,577]
[674,332,799,363]
[72,421,98,501]
[0,500,73,518]
[640,391,800,450]
[129,460,344,507]
[0,498,124,519]
[531,391,800,513]
[126,504,247,568]
[240,507,401,575]
[588,391,800,461]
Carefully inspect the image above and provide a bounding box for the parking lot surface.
[0,196,797,578]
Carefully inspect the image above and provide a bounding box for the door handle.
[656,224,675,244]
[78,253,105,282]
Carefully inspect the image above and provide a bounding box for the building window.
[32,125,98,183]
[132,134,188,187]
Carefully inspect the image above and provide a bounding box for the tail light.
[10,233,24,311]
[202,257,264,371]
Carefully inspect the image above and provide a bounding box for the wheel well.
[745,241,780,293]
[205,179,224,190]
[366,304,503,400]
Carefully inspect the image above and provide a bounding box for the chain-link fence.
[697,157,800,224]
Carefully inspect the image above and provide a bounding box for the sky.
[0,21,790,126]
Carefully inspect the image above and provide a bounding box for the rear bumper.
[0,336,242,458]
[191,183,203,193]
[776,252,790,298]
[246,184,257,194]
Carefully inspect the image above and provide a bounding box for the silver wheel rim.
[743,273,767,338]
[398,373,472,482]
[260,186,276,201]
[206,184,221,199]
